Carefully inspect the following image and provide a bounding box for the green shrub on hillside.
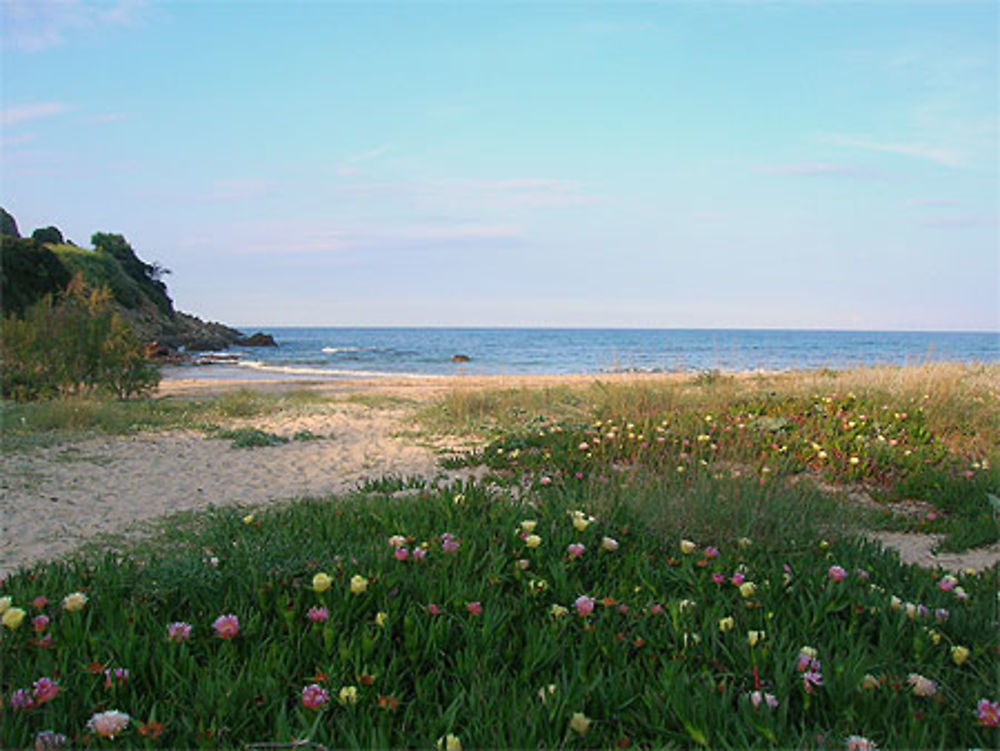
[0,275,159,401]
[0,236,73,317]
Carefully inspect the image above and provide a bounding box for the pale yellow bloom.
[242,514,255,525]
[437,734,462,751]
[520,520,537,533]
[679,539,697,555]
[350,575,368,595]
[601,536,619,552]
[549,604,569,618]
[569,712,591,735]
[739,582,757,599]
[747,630,764,647]
[338,686,358,705]
[737,537,752,549]
[799,646,817,659]
[537,684,556,703]
[312,572,333,593]
[63,592,88,612]
[951,645,970,665]
[719,616,735,632]
[525,534,542,549]
[375,611,388,628]
[2,607,25,630]
[0,596,11,614]
[860,673,880,691]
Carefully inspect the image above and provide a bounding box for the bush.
[0,275,160,400]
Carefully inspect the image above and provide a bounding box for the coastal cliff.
[1,207,264,357]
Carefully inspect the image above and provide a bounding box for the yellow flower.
[63,592,88,612]
[719,616,735,632]
[739,582,757,599]
[550,604,569,618]
[242,513,255,525]
[338,686,358,705]
[569,711,591,735]
[0,596,11,614]
[737,537,752,549]
[747,630,764,647]
[571,511,593,532]
[537,684,556,704]
[436,734,462,751]
[679,539,696,555]
[350,575,368,595]
[525,534,542,549]
[375,611,388,628]
[312,572,333,593]
[520,520,537,533]
[951,645,970,665]
[2,607,25,630]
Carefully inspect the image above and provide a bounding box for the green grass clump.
[216,427,290,449]
[1,483,997,749]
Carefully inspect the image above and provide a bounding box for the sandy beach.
[2,372,998,579]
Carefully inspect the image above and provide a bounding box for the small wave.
[321,346,362,353]
[237,360,440,379]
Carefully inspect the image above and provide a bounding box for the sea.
[161,327,1000,381]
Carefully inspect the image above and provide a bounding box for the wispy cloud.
[2,0,147,52]
[918,214,997,230]
[1,101,70,127]
[81,112,128,125]
[819,133,963,168]
[754,162,877,179]
[473,178,602,209]
[908,197,960,208]
[0,132,37,148]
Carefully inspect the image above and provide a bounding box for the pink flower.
[749,690,778,709]
[10,688,35,710]
[31,596,50,610]
[427,603,441,616]
[307,606,329,623]
[649,603,664,616]
[466,601,483,616]
[441,534,461,554]
[33,677,60,705]
[567,543,586,559]
[711,573,726,585]
[35,633,53,649]
[704,546,719,559]
[574,595,595,617]
[828,565,847,582]
[87,709,130,739]
[394,547,410,561]
[32,614,50,633]
[976,698,1000,727]
[301,683,330,710]
[937,574,958,592]
[730,572,745,586]
[167,622,192,643]
[213,613,239,640]
[803,668,823,694]
[934,608,949,623]
[413,547,427,562]
[907,673,937,698]
[846,735,878,751]
[540,476,552,486]
[104,668,129,689]
[34,730,68,749]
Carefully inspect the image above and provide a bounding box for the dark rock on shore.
[237,332,278,347]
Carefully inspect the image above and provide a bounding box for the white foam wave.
[237,360,440,379]
[321,346,362,353]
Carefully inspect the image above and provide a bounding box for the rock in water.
[451,354,471,363]
[238,332,278,347]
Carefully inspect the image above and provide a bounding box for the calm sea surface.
[162,328,1000,381]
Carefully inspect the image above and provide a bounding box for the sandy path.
[0,400,444,578]
[3,373,997,578]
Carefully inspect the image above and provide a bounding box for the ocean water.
[162,327,1000,381]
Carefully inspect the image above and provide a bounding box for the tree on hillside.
[0,236,73,317]
[91,232,174,317]
[32,226,65,245]
[1,207,20,237]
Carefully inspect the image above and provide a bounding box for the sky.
[1,0,997,331]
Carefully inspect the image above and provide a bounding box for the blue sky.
[2,1,997,330]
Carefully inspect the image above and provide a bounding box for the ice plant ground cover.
[1,363,998,747]
[1,477,998,748]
